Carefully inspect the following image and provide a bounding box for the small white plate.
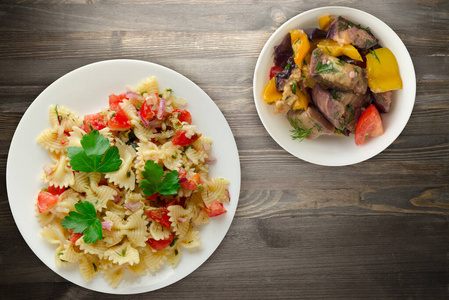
[6,59,241,294]
[253,6,416,166]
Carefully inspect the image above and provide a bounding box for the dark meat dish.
[287,107,335,139]
[326,16,378,50]
[309,48,368,95]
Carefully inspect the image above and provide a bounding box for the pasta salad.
[35,76,230,287]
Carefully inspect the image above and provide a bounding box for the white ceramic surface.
[6,59,241,294]
[253,6,416,166]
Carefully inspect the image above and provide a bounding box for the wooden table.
[1,1,448,299]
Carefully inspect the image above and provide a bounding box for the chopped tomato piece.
[147,192,159,201]
[269,66,283,79]
[172,109,192,124]
[109,93,127,110]
[83,112,106,132]
[69,231,83,243]
[145,208,171,229]
[146,233,174,251]
[171,130,201,146]
[47,186,66,196]
[205,201,227,217]
[355,104,384,146]
[37,190,59,213]
[180,173,201,191]
[108,107,131,131]
[140,99,156,121]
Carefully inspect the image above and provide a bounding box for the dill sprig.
[287,115,312,142]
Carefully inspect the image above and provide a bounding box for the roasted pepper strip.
[366,48,403,93]
[292,87,310,110]
[318,15,334,31]
[317,39,363,61]
[263,77,283,103]
[290,30,310,68]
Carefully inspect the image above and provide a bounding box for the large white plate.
[6,59,241,294]
[253,6,416,166]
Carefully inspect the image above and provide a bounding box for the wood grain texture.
[1,0,449,299]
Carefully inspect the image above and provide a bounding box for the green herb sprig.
[61,201,102,244]
[140,160,180,197]
[288,116,312,142]
[67,130,122,173]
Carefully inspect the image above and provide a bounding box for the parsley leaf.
[61,201,102,244]
[315,61,340,74]
[140,160,180,196]
[67,130,122,173]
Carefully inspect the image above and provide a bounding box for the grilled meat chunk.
[326,16,378,50]
[372,90,392,113]
[311,83,371,133]
[309,48,367,95]
[287,107,335,139]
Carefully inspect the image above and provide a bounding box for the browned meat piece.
[308,48,367,95]
[326,16,378,50]
[372,91,392,113]
[287,107,335,139]
[311,83,371,133]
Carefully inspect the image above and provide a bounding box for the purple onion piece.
[124,202,142,212]
[304,28,327,42]
[113,195,120,204]
[205,156,217,163]
[126,91,143,101]
[273,32,293,68]
[157,98,166,119]
[180,177,188,182]
[101,221,113,231]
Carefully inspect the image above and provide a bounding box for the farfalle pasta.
[35,76,230,287]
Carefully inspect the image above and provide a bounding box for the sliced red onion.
[157,98,166,119]
[124,202,142,212]
[180,177,188,182]
[101,221,113,231]
[205,156,217,163]
[43,164,53,175]
[147,119,162,128]
[178,217,188,223]
[113,195,120,204]
[202,143,211,152]
[126,91,143,101]
[140,112,148,127]
[226,189,230,201]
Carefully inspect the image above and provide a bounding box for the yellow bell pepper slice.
[317,39,363,61]
[292,82,310,110]
[263,77,282,103]
[318,15,334,31]
[366,48,403,93]
[290,30,310,68]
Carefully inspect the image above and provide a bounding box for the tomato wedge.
[172,109,192,124]
[47,186,66,195]
[109,93,127,110]
[37,190,59,213]
[108,106,131,131]
[205,201,227,217]
[269,66,283,79]
[140,99,156,121]
[83,112,106,132]
[69,231,83,243]
[145,208,171,229]
[147,233,174,251]
[171,130,201,146]
[355,104,384,146]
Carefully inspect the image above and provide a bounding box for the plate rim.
[6,58,241,294]
[253,6,416,166]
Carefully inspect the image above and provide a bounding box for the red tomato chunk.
[147,233,174,251]
[37,190,59,213]
[355,104,384,146]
